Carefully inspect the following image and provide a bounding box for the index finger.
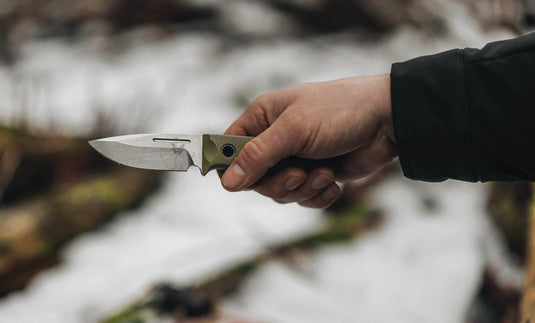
[224,91,291,137]
[219,90,294,181]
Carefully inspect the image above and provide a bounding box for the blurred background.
[0,0,534,322]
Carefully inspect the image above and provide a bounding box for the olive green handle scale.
[201,134,340,176]
[201,134,252,175]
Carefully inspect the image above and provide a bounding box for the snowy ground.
[224,177,521,323]
[0,2,523,323]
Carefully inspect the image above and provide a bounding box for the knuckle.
[298,200,315,208]
[240,140,267,166]
[295,194,319,208]
[282,107,307,130]
[251,94,274,116]
[272,190,290,201]
[290,190,317,203]
[254,181,288,201]
[288,105,308,120]
[254,93,271,107]
[274,198,291,205]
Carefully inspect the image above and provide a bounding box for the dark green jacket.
[391,32,535,182]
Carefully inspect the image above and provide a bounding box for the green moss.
[207,261,260,284]
[102,305,152,323]
[223,260,258,276]
[61,177,130,208]
[295,205,372,249]
[0,124,22,146]
[0,124,22,139]
[193,256,263,301]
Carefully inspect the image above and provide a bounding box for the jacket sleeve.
[391,32,535,182]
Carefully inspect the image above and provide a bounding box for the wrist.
[375,74,395,144]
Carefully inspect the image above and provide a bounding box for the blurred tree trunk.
[487,182,532,263]
[521,183,535,322]
[482,182,531,323]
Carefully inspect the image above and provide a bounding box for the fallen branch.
[103,204,381,323]
[0,124,163,295]
[0,167,161,295]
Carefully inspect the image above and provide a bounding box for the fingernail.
[322,186,339,200]
[312,174,333,190]
[284,176,305,191]
[222,163,246,189]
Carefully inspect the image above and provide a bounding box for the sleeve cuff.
[390,49,477,182]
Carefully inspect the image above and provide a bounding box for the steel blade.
[89,134,202,171]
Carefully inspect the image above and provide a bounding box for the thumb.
[221,125,292,191]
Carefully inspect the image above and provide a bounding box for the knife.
[89,133,340,176]
[89,134,254,175]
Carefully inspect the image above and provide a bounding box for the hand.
[220,75,397,208]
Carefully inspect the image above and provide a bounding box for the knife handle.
[201,134,341,177]
[201,134,252,175]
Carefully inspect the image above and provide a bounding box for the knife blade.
[89,134,252,175]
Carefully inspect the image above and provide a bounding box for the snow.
[0,2,523,323]
[224,178,510,323]
[0,172,323,323]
